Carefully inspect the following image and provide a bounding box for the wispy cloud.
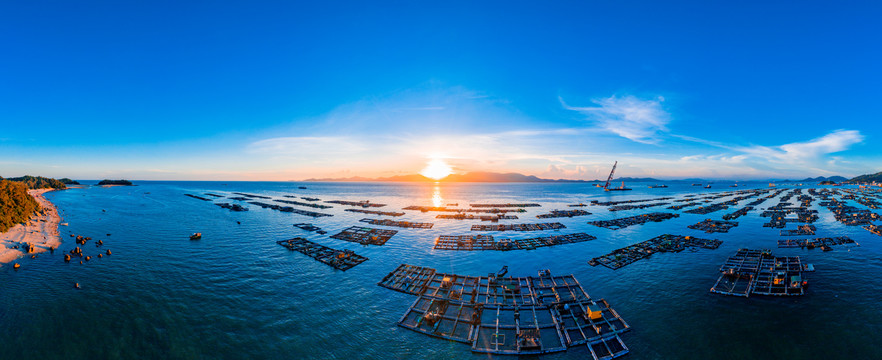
[561,95,670,144]
[733,129,864,164]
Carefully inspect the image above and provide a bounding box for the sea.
[1,181,881,359]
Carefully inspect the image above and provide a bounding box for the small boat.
[648,184,668,188]
[298,186,307,189]
[704,185,712,188]
[692,183,702,186]
[189,232,202,240]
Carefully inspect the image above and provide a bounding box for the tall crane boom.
[604,161,617,189]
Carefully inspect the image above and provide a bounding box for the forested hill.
[0,180,40,232]
[1,175,67,189]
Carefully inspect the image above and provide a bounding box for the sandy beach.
[0,188,62,265]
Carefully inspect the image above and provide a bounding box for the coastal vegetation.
[1,175,67,189]
[97,179,133,186]
[0,180,40,232]
[59,178,80,185]
[851,171,882,183]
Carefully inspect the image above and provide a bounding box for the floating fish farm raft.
[326,200,386,208]
[588,212,679,230]
[433,233,596,251]
[683,203,729,215]
[469,203,541,208]
[865,224,882,236]
[591,197,672,206]
[536,210,591,218]
[274,199,333,209]
[276,237,367,271]
[248,201,333,217]
[299,197,321,201]
[185,194,211,201]
[330,226,398,245]
[232,192,272,199]
[777,236,858,249]
[471,223,565,232]
[710,249,807,297]
[345,209,405,217]
[722,206,753,220]
[588,234,721,270]
[608,202,670,212]
[216,203,248,211]
[687,219,738,233]
[403,206,525,214]
[359,218,434,229]
[667,202,700,210]
[294,223,327,234]
[378,264,630,358]
[780,225,816,236]
[436,214,518,221]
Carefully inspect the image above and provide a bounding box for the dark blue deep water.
[2,181,881,359]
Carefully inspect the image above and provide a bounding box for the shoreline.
[0,188,63,265]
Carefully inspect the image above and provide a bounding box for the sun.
[420,159,453,180]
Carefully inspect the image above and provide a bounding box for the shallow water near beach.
[2,181,881,359]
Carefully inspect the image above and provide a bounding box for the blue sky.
[1,1,880,180]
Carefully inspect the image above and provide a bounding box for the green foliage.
[4,175,68,189]
[0,180,40,233]
[59,178,80,185]
[851,171,882,183]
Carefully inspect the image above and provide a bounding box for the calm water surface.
[1,181,881,359]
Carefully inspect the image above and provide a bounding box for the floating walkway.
[710,249,807,297]
[359,218,434,229]
[471,223,565,232]
[436,214,518,221]
[433,233,596,251]
[777,236,858,249]
[330,226,398,245]
[248,201,333,217]
[378,265,630,358]
[274,199,332,209]
[687,219,738,233]
[588,212,679,230]
[326,200,386,208]
[536,210,591,218]
[470,203,541,208]
[276,237,367,271]
[588,234,721,270]
[346,209,405,217]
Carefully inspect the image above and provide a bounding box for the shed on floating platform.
[587,304,603,320]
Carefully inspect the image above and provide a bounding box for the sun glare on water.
[420,159,453,180]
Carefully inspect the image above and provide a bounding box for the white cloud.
[562,95,670,144]
[734,129,864,163]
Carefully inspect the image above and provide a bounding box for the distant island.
[97,179,134,186]
[0,175,68,189]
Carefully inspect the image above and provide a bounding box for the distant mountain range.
[304,172,598,183]
[303,171,865,183]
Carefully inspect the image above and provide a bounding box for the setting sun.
[420,159,453,180]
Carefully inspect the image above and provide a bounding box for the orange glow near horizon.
[420,158,453,180]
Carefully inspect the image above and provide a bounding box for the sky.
[1,1,881,181]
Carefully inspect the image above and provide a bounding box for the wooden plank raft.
[276,237,367,271]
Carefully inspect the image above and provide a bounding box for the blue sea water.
[1,181,881,359]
